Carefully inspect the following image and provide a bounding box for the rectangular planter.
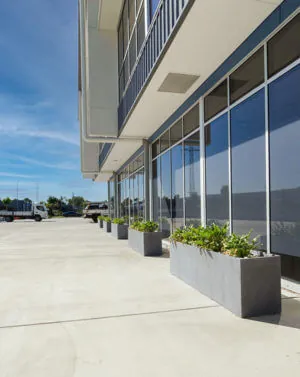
[128,228,163,256]
[111,223,128,240]
[98,219,103,228]
[170,243,281,318]
[103,221,111,233]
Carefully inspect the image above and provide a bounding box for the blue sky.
[0,0,107,202]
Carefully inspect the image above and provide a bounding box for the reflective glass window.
[171,144,184,230]
[269,64,300,257]
[136,0,143,12]
[230,47,264,104]
[119,69,124,100]
[137,8,145,55]
[109,180,115,218]
[231,90,266,248]
[129,0,135,35]
[123,1,129,52]
[183,104,199,137]
[152,140,160,158]
[204,80,228,122]
[161,151,171,237]
[205,114,229,226]
[129,28,137,73]
[133,173,139,219]
[170,120,182,146]
[152,158,161,223]
[149,0,160,21]
[160,129,170,153]
[129,174,134,220]
[268,14,300,77]
[184,131,200,226]
[138,169,144,220]
[124,55,129,86]
[118,20,124,72]
[124,178,130,218]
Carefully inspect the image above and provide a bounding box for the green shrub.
[170,223,260,258]
[170,223,228,252]
[222,232,260,258]
[112,218,126,225]
[103,217,111,223]
[131,220,159,232]
[98,215,107,221]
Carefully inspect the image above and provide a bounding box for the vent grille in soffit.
[158,73,200,93]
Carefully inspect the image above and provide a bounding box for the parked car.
[83,203,109,223]
[62,211,82,218]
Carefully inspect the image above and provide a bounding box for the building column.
[143,139,150,221]
[113,172,118,218]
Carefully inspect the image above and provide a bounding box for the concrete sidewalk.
[0,218,299,376]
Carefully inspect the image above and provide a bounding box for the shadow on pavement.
[250,296,300,330]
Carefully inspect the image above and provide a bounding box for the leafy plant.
[112,217,126,225]
[170,223,261,258]
[98,215,107,221]
[222,232,260,258]
[103,217,111,223]
[131,220,159,232]
[170,223,228,252]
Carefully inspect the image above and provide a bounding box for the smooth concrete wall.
[86,27,118,137]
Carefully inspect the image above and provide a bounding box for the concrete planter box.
[98,219,103,228]
[128,228,163,256]
[103,221,111,233]
[111,223,128,240]
[170,243,281,318]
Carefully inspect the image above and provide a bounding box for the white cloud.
[13,155,78,171]
[0,123,79,146]
[0,172,38,179]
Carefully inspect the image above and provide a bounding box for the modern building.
[78,0,300,288]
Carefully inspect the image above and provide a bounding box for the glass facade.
[171,144,184,230]
[118,1,145,99]
[152,106,201,235]
[161,151,172,236]
[117,153,145,223]
[185,131,201,226]
[108,179,115,218]
[149,0,160,21]
[152,158,161,223]
[205,114,229,226]
[269,64,300,258]
[113,12,300,282]
[231,90,266,247]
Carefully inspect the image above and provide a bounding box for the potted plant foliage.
[97,215,106,229]
[128,221,163,256]
[170,224,281,318]
[103,217,112,233]
[111,218,129,240]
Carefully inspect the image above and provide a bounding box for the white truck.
[0,202,48,222]
[83,202,109,223]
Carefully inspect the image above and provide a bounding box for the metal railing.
[118,0,192,131]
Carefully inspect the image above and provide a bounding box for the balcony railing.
[118,0,193,132]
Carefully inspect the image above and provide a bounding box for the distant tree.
[2,197,12,209]
[69,196,85,211]
[23,198,32,203]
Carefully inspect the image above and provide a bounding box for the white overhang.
[79,0,120,179]
[98,0,124,30]
[97,0,283,180]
